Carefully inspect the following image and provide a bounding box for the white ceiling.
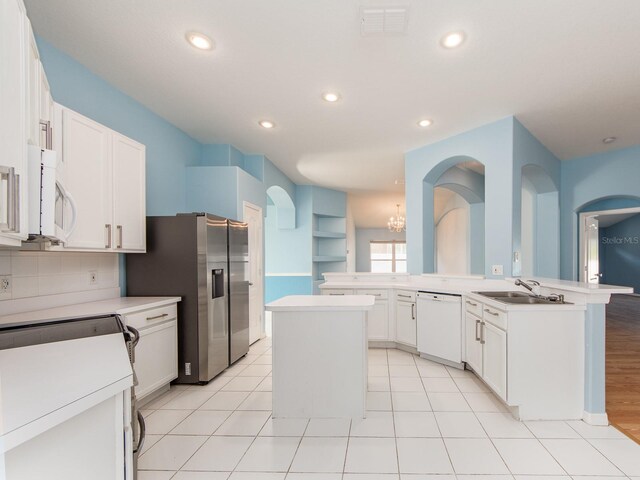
[26,0,640,201]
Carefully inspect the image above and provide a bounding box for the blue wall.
[600,214,640,292]
[560,145,640,280]
[37,37,202,216]
[405,118,514,276]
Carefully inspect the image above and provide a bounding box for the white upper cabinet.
[61,106,113,250]
[0,0,28,246]
[112,133,146,251]
[25,21,40,147]
[57,104,146,252]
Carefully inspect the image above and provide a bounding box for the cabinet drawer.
[134,320,178,400]
[482,305,507,330]
[322,289,355,295]
[395,290,416,302]
[123,304,177,330]
[464,297,483,317]
[356,289,388,300]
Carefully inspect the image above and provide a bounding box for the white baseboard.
[583,410,609,426]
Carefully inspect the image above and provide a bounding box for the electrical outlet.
[491,264,504,275]
[0,276,11,294]
[89,270,98,285]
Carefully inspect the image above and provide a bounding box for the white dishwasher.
[416,291,463,367]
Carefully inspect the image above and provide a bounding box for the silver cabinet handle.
[329,293,345,295]
[484,308,499,317]
[480,322,486,344]
[116,225,123,249]
[411,303,415,320]
[466,300,478,307]
[475,319,481,341]
[0,167,18,233]
[146,313,169,321]
[105,224,112,248]
[398,294,412,299]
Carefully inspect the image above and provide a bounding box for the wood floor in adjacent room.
[606,293,640,443]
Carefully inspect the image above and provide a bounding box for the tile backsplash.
[0,250,119,302]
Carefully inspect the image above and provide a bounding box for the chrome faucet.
[514,279,539,292]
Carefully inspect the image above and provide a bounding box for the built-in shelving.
[313,255,347,263]
[313,231,347,239]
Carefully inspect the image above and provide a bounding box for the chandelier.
[388,204,406,232]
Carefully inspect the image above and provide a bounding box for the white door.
[243,202,264,344]
[0,0,28,246]
[112,133,146,251]
[465,313,482,373]
[62,108,112,249]
[585,216,600,284]
[395,301,416,346]
[482,322,507,401]
[366,300,389,341]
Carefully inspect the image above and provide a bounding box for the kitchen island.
[266,295,374,419]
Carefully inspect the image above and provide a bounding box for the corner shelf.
[313,255,347,263]
[313,230,346,239]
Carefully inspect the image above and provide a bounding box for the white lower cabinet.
[395,299,416,346]
[122,304,178,401]
[465,311,483,373]
[465,299,507,402]
[482,321,507,400]
[356,289,390,341]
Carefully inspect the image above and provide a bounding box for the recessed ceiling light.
[603,136,617,144]
[441,31,465,49]
[417,119,433,128]
[186,32,214,50]
[259,120,275,129]
[322,92,341,102]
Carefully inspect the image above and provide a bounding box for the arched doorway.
[423,157,485,275]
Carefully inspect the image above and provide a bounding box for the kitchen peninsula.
[320,273,632,425]
[266,295,374,419]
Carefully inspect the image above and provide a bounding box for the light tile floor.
[138,337,640,479]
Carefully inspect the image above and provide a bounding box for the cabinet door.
[0,0,28,246]
[39,67,53,138]
[112,133,146,251]
[482,322,507,401]
[396,301,416,346]
[465,312,483,373]
[134,320,178,400]
[367,300,389,341]
[25,21,40,146]
[62,108,112,249]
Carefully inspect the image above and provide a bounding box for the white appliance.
[27,144,77,243]
[0,314,137,480]
[417,291,463,366]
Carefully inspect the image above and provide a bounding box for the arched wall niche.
[424,157,486,275]
[266,185,295,229]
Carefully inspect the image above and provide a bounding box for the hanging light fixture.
[388,204,406,232]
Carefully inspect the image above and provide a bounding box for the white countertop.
[0,296,181,327]
[319,273,633,304]
[266,295,375,312]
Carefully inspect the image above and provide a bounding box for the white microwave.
[27,145,77,243]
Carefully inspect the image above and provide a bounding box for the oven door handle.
[133,410,146,454]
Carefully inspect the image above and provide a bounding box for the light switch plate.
[492,265,504,275]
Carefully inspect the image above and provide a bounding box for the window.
[370,241,407,273]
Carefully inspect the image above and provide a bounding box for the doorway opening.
[429,159,485,275]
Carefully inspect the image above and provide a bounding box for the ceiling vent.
[360,7,409,36]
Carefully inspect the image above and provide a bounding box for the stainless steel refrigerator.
[126,213,250,384]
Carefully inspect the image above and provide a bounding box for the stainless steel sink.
[494,296,557,304]
[474,291,571,305]
[475,291,530,298]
